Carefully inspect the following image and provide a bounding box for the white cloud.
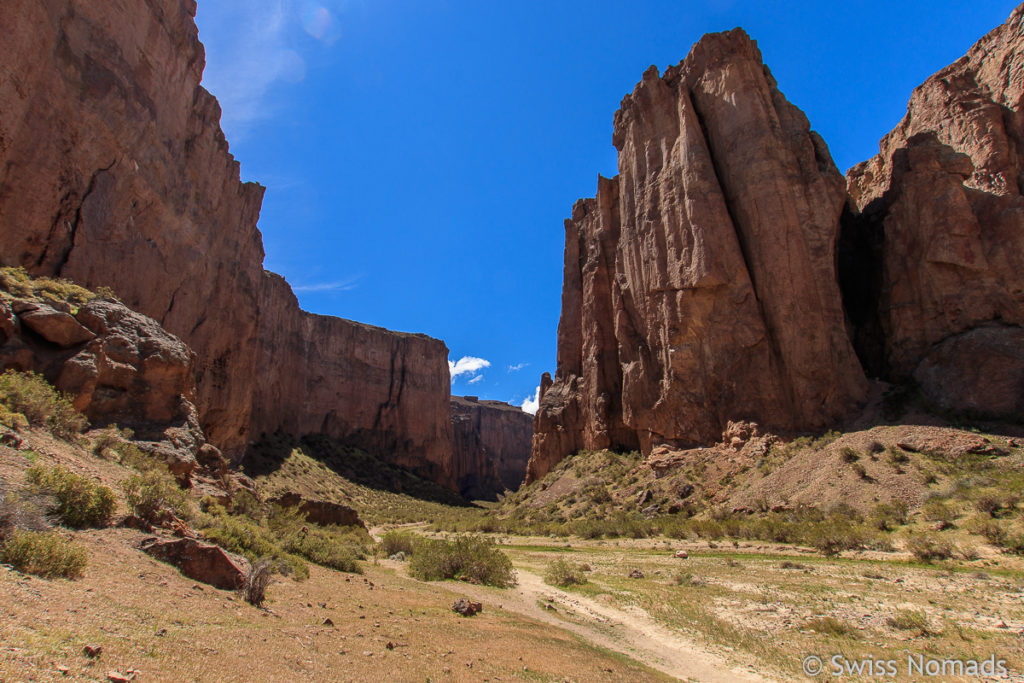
[448,356,491,380]
[520,386,540,415]
[292,275,361,293]
[507,362,529,372]
[467,375,483,385]
[195,1,348,138]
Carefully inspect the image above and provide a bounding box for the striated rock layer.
[0,0,453,481]
[529,30,868,481]
[450,396,532,500]
[843,5,1024,418]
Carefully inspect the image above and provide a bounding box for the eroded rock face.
[843,5,1024,420]
[0,0,453,479]
[450,396,532,499]
[529,30,868,481]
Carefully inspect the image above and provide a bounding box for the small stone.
[674,550,689,559]
[83,645,103,659]
[106,672,131,683]
[323,618,334,627]
[628,569,644,579]
[452,598,482,616]
[56,665,70,675]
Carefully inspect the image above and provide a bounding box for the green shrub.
[887,446,909,464]
[544,558,589,587]
[0,529,87,578]
[25,466,115,528]
[840,447,861,463]
[379,530,418,557]
[870,501,909,532]
[197,509,309,580]
[0,370,87,437]
[409,535,516,587]
[121,470,189,525]
[806,518,866,557]
[923,500,956,523]
[888,609,932,635]
[283,527,362,573]
[806,616,857,637]
[906,533,954,562]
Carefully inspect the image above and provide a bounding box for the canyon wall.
[529,29,869,481]
[531,8,1024,482]
[0,0,453,479]
[843,4,1024,418]
[450,396,532,499]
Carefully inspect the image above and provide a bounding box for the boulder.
[139,537,248,590]
[452,598,482,617]
[16,302,95,347]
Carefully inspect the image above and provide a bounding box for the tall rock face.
[0,0,453,479]
[450,396,532,500]
[844,4,1024,419]
[529,30,868,481]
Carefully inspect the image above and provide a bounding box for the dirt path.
[452,566,773,683]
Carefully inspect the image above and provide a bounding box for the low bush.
[409,535,516,587]
[906,533,954,563]
[121,469,190,525]
[806,617,857,637]
[544,558,589,587]
[806,518,866,557]
[0,370,87,438]
[242,557,274,607]
[869,501,909,532]
[25,465,115,528]
[840,447,861,463]
[887,609,932,635]
[379,530,418,557]
[923,500,956,523]
[0,528,87,579]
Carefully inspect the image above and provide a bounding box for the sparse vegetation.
[409,535,516,587]
[241,557,274,607]
[378,530,418,557]
[0,370,87,437]
[0,266,96,305]
[905,532,954,562]
[122,469,190,525]
[0,528,87,579]
[25,465,115,528]
[887,609,932,635]
[544,557,589,587]
[806,616,857,637]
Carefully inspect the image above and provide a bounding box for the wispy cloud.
[520,386,540,415]
[292,275,361,293]
[467,375,483,385]
[449,356,491,381]
[507,362,529,372]
[195,1,348,139]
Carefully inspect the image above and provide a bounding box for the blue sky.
[194,0,1018,413]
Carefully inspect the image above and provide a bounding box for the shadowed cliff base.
[245,432,474,508]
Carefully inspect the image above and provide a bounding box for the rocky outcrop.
[528,29,868,481]
[450,396,532,499]
[843,5,1024,419]
[139,536,248,590]
[0,295,197,433]
[269,492,364,528]
[0,0,453,480]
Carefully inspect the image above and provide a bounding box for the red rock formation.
[0,0,453,477]
[843,5,1024,419]
[450,396,532,499]
[529,30,868,481]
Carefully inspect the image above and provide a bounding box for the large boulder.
[139,537,248,590]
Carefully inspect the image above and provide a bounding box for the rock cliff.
[529,29,868,481]
[0,0,453,479]
[843,5,1024,418]
[531,8,1024,482]
[450,396,532,499]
